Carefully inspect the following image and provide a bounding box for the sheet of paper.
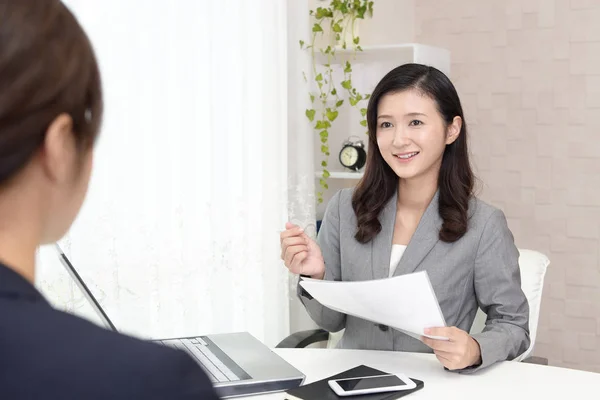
[299,270,448,340]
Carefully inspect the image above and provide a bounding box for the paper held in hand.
[299,270,448,340]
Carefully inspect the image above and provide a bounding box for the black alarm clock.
[339,137,367,171]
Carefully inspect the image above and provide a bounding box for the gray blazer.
[300,188,530,372]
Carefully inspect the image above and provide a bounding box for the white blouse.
[389,244,407,277]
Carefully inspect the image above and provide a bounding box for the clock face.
[340,146,359,167]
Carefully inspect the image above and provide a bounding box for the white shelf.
[329,43,445,53]
[315,43,451,77]
[315,171,364,179]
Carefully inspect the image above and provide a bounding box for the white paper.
[299,270,448,340]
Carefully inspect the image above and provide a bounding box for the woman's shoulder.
[322,188,357,224]
[327,188,355,210]
[468,195,509,231]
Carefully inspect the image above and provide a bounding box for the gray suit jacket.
[300,188,530,372]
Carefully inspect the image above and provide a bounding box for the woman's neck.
[0,243,36,283]
[397,173,438,212]
[0,190,41,284]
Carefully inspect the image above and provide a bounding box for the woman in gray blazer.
[281,63,530,372]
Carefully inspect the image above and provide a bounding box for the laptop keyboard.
[159,337,244,383]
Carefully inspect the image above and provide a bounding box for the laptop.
[55,245,305,398]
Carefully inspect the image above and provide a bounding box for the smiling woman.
[280,63,531,373]
[355,63,472,244]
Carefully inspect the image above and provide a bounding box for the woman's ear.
[41,113,75,183]
[445,116,462,145]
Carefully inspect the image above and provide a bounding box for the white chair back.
[470,248,550,361]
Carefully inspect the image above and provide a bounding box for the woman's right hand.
[280,222,325,279]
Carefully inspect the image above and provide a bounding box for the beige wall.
[415,0,600,372]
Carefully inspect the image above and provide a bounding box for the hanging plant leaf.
[305,109,316,121]
[326,110,339,121]
[315,7,328,19]
[315,120,331,129]
[344,61,352,73]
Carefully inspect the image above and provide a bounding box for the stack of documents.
[299,271,448,340]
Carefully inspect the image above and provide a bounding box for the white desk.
[249,348,600,399]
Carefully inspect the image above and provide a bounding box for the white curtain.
[36,0,290,347]
[285,0,320,334]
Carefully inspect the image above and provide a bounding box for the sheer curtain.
[286,0,320,334]
[36,0,289,347]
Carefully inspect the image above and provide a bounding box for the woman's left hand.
[421,327,482,370]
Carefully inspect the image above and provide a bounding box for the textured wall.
[415,0,600,372]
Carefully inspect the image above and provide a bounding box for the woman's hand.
[421,327,482,370]
[280,222,325,279]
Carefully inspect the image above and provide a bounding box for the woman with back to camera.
[281,63,530,372]
[0,1,219,398]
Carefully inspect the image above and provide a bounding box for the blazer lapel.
[392,190,442,276]
[371,191,397,280]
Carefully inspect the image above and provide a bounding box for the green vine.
[301,0,374,204]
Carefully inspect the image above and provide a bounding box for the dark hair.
[0,0,103,185]
[352,63,474,244]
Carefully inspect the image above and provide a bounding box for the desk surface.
[249,348,600,399]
